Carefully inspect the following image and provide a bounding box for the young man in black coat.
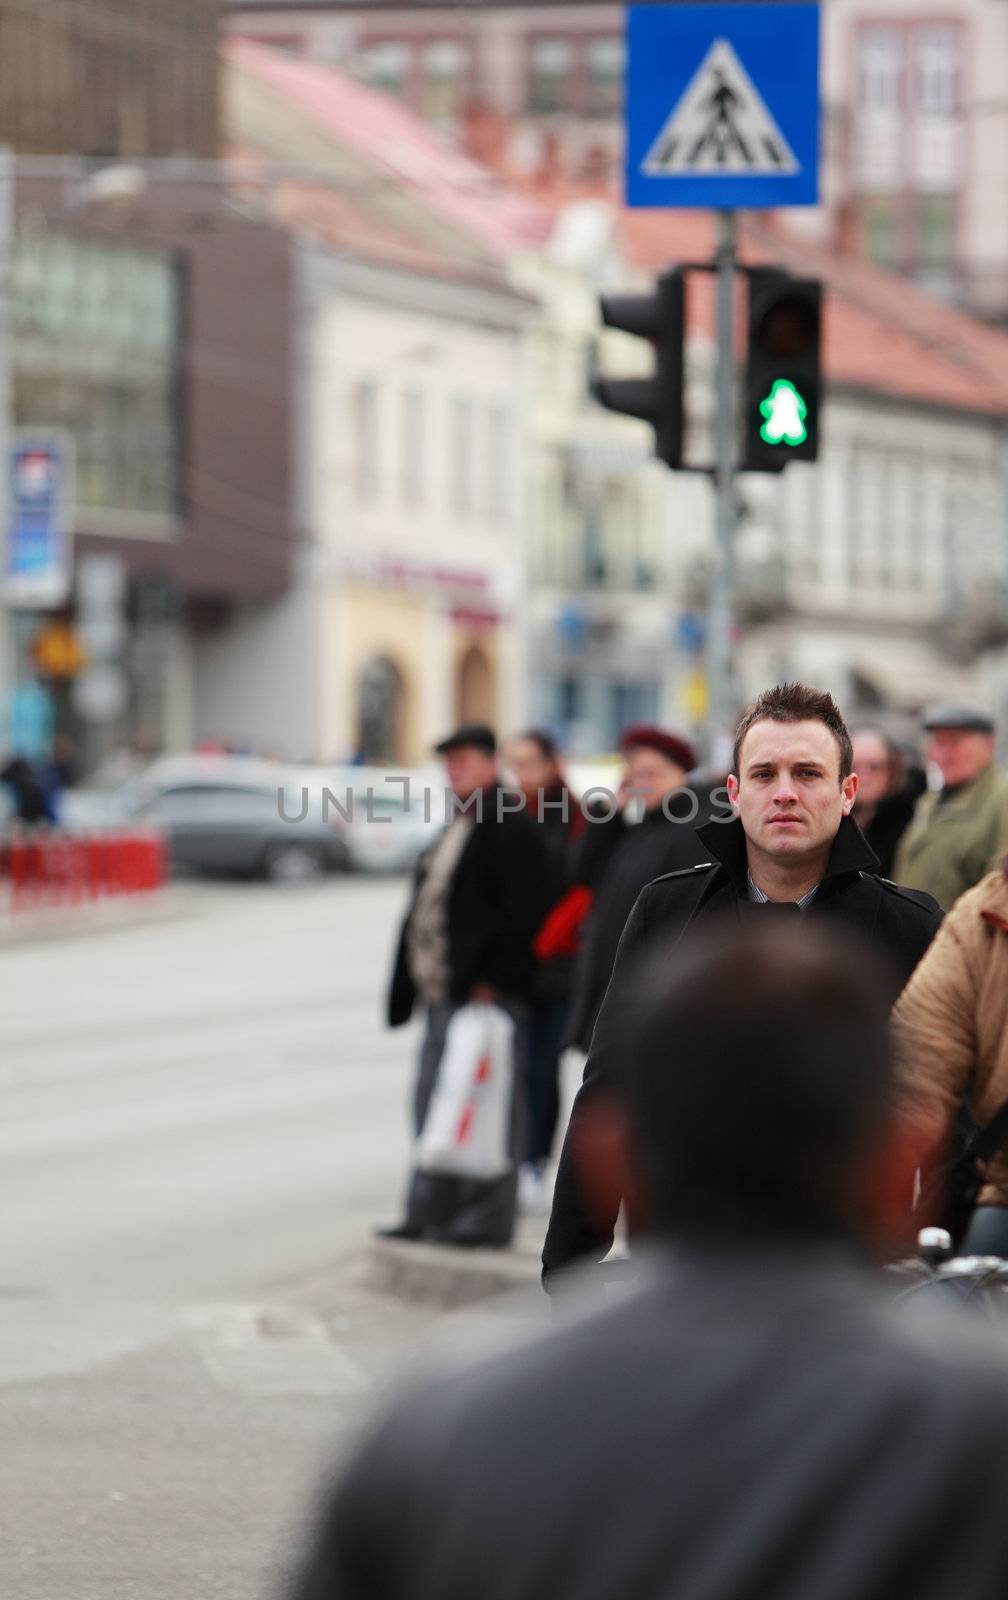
[381,723,553,1248]
[543,682,943,1285]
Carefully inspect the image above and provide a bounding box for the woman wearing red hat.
[563,723,714,1054]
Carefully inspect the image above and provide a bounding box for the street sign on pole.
[625,5,820,210]
[3,431,75,609]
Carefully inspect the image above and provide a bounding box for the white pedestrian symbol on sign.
[642,39,799,176]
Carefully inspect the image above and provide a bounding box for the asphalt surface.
[1,876,550,1599]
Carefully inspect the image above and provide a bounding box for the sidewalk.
[276,1216,547,1330]
[0,885,199,947]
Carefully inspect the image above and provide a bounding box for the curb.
[282,1225,546,1318]
[358,1234,543,1309]
[0,887,200,948]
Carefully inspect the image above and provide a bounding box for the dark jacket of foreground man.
[543,816,942,1282]
[289,1244,1008,1600]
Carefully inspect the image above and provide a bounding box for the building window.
[352,381,379,503]
[422,41,468,130]
[529,38,573,115]
[585,37,624,115]
[915,195,956,271]
[914,26,959,115]
[557,675,583,727]
[608,680,659,746]
[861,196,901,269]
[583,505,607,588]
[485,402,510,527]
[451,396,474,518]
[11,226,180,518]
[858,28,902,112]
[400,389,424,508]
[360,41,411,99]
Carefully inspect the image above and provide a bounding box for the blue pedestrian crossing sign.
[626,5,820,209]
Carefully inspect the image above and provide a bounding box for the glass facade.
[11,225,182,520]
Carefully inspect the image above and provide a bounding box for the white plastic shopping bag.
[415,1003,515,1180]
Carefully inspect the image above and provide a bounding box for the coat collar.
[979,869,1008,934]
[695,813,880,898]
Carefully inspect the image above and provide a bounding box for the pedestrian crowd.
[288,679,1008,1600]
[376,686,1008,1255]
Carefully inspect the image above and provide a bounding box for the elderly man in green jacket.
[893,702,1008,910]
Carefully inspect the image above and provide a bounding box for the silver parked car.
[131,777,350,882]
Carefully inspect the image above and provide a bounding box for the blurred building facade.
[207,40,546,766]
[225,0,624,180]
[0,0,221,158]
[5,175,297,775]
[297,250,530,766]
[224,38,1008,758]
[522,199,1008,749]
[225,0,1008,320]
[812,0,1008,319]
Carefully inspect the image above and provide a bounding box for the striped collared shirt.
[747,872,819,910]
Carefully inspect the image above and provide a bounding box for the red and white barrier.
[3,829,167,913]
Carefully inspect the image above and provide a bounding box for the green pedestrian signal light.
[759,379,808,447]
[743,269,821,471]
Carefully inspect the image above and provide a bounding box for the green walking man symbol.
[759,378,807,446]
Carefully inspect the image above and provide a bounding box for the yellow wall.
[341,587,425,764]
[452,626,500,727]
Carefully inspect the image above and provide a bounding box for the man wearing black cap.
[544,683,942,1285]
[893,702,1008,911]
[381,724,553,1247]
[563,723,712,1054]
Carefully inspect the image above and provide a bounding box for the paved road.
[1,876,466,1599]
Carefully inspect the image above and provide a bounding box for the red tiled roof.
[224,37,552,256]
[533,181,1008,416]
[225,39,1008,417]
[228,145,523,291]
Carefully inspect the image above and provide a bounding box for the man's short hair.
[733,683,854,780]
[619,922,896,1240]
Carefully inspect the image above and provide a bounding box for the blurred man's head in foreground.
[575,922,923,1259]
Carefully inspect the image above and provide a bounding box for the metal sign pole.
[709,208,738,763]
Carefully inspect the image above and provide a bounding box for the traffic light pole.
[709,209,738,764]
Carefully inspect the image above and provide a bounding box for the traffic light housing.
[591,269,685,470]
[743,269,822,472]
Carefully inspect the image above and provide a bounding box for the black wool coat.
[857,785,919,879]
[542,814,943,1283]
[387,785,556,1027]
[564,797,715,1052]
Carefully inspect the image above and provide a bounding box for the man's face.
[623,748,686,812]
[926,728,995,789]
[443,748,497,801]
[727,719,857,863]
[506,738,559,802]
[851,732,891,811]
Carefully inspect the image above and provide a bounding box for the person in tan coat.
[893,859,1008,1255]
